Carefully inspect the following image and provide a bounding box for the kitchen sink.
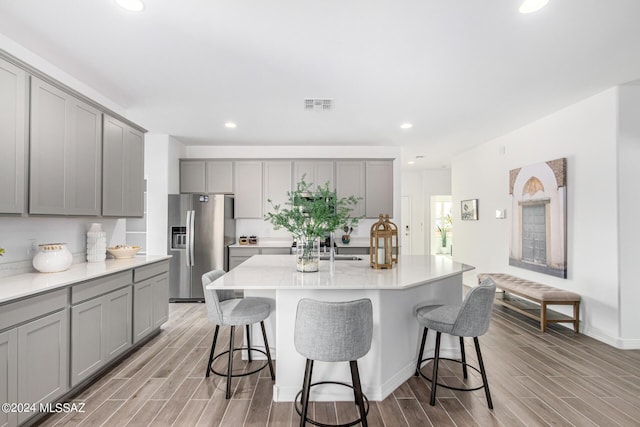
[318,255,363,261]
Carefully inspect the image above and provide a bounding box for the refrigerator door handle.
[189,209,196,267]
[185,210,192,267]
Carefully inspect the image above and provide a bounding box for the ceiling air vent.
[304,98,333,111]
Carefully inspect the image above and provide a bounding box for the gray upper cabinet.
[29,77,102,215]
[336,161,366,218]
[180,160,233,193]
[180,160,206,193]
[0,58,27,214]
[293,160,334,190]
[365,160,394,218]
[264,161,292,216]
[234,161,263,218]
[103,115,145,217]
[206,161,233,193]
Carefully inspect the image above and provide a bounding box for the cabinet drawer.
[0,289,67,332]
[72,271,131,305]
[261,248,291,255]
[229,247,260,257]
[134,260,169,283]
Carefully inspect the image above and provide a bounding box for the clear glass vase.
[296,236,320,272]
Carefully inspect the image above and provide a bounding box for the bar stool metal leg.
[474,337,493,409]
[206,325,219,378]
[246,325,252,363]
[415,327,428,376]
[349,361,368,427]
[226,326,235,399]
[460,337,468,379]
[429,332,441,406]
[260,321,275,380]
[300,359,314,427]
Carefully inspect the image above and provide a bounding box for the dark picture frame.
[461,199,478,221]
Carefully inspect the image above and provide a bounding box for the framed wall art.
[508,157,567,278]
[461,199,478,221]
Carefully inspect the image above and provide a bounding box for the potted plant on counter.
[266,176,361,272]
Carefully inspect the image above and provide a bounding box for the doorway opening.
[430,195,452,255]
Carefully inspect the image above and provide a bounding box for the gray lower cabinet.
[338,246,370,255]
[29,77,102,215]
[133,262,169,343]
[229,247,290,270]
[0,329,17,427]
[70,286,132,387]
[102,115,145,217]
[0,58,27,215]
[17,309,69,425]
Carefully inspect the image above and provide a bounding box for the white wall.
[452,88,623,345]
[183,145,401,241]
[617,84,640,343]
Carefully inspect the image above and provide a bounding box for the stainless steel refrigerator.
[168,194,235,301]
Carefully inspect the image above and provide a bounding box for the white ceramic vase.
[87,223,107,262]
[33,243,73,273]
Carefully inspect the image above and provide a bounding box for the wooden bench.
[478,273,580,333]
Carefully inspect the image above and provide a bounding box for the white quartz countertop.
[209,254,473,290]
[0,255,171,304]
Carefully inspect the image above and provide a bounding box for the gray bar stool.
[294,298,373,427]
[414,278,496,408]
[202,270,275,399]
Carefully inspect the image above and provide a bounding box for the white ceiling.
[2,0,640,168]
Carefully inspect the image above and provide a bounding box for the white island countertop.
[0,255,171,304]
[210,254,473,290]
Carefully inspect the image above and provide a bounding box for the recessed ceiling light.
[408,161,415,165]
[224,122,237,129]
[519,0,549,14]
[400,123,413,129]
[115,0,145,12]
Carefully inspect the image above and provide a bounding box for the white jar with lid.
[33,243,73,273]
[87,223,107,262]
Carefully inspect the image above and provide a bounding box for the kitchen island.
[207,254,474,402]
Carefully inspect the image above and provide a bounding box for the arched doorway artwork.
[509,158,567,278]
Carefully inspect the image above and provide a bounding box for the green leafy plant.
[0,248,4,257]
[265,176,362,240]
[436,214,452,247]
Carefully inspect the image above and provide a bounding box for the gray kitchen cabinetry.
[0,289,69,426]
[102,115,145,217]
[336,161,366,218]
[70,271,132,387]
[229,246,290,270]
[365,160,394,218]
[264,161,292,216]
[180,160,233,194]
[293,160,334,189]
[0,329,17,427]
[234,161,263,218]
[29,77,102,215]
[337,246,370,256]
[0,58,27,215]
[133,261,169,343]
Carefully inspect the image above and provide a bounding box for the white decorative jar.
[86,222,107,262]
[33,243,73,273]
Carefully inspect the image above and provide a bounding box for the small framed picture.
[461,199,478,221]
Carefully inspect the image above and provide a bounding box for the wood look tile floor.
[37,301,640,427]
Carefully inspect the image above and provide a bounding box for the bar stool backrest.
[451,278,497,337]
[294,298,373,363]
[202,269,236,325]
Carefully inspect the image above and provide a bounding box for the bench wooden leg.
[573,302,580,333]
[540,302,547,332]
